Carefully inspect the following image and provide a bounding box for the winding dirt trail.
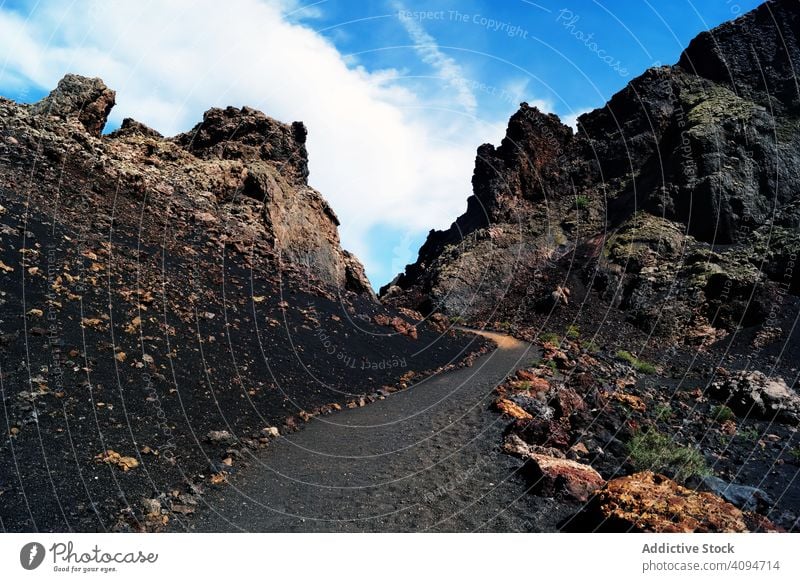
[184,330,575,532]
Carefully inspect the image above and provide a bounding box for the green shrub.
[628,429,710,483]
[616,350,657,374]
[575,195,590,210]
[710,404,735,423]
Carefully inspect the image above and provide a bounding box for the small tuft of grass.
[654,404,673,422]
[543,359,558,373]
[789,447,800,461]
[616,350,657,374]
[566,324,580,340]
[710,404,735,423]
[628,429,711,483]
[575,195,590,210]
[583,339,600,354]
[738,427,760,442]
[541,332,560,345]
[449,315,465,325]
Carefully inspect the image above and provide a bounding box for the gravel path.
[184,330,578,532]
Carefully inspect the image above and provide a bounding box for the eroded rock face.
[382,0,800,340]
[6,74,373,296]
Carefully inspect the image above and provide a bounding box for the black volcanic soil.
[0,191,486,532]
[179,331,575,532]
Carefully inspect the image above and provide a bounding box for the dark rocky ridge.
[15,74,372,296]
[384,0,800,340]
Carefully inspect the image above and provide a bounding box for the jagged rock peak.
[30,74,116,137]
[174,105,310,185]
[677,0,800,109]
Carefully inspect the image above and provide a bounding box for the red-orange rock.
[374,314,418,340]
[525,453,605,502]
[611,392,646,413]
[591,471,773,532]
[550,387,587,418]
[494,398,533,420]
[511,417,571,449]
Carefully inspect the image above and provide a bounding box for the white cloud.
[0,0,519,285]
[394,3,478,114]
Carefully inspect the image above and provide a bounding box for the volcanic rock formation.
[383,0,800,344]
[6,74,373,296]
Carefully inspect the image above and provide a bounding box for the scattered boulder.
[374,314,418,340]
[549,387,587,418]
[262,426,280,438]
[95,450,139,472]
[503,433,566,460]
[700,476,774,513]
[709,370,800,422]
[426,312,451,334]
[514,371,550,393]
[508,393,554,420]
[205,430,237,445]
[510,417,571,449]
[522,452,605,502]
[141,498,162,517]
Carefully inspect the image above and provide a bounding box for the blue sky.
[0,0,763,288]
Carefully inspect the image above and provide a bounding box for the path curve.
[184,330,574,532]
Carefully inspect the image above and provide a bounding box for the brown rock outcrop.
[588,471,775,532]
[31,74,116,136]
[5,74,373,296]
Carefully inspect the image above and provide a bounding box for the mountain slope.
[384,0,799,346]
[0,75,484,532]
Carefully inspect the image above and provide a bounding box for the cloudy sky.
[0,0,762,287]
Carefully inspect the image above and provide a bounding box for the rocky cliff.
[383,0,800,345]
[4,73,373,296]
